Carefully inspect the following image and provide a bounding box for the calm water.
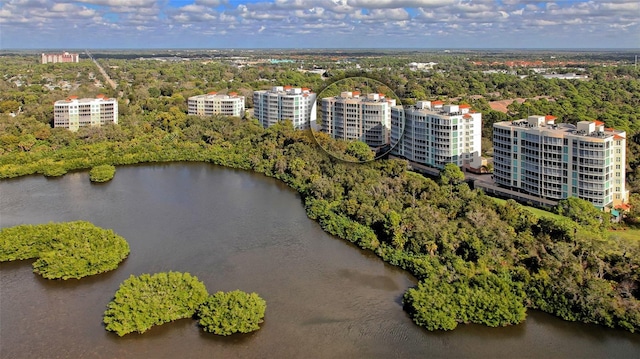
[0,163,638,359]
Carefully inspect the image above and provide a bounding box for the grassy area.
[609,228,640,241]
[490,197,565,221]
[491,197,639,241]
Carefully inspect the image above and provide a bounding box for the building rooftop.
[190,92,243,100]
[55,95,116,105]
[396,100,477,117]
[256,86,314,95]
[328,91,395,105]
[496,116,626,140]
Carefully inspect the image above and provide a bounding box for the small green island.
[103,272,266,336]
[198,290,267,336]
[89,164,116,182]
[0,221,130,280]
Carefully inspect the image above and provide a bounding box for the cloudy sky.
[1,0,639,49]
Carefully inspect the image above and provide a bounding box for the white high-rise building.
[321,92,396,149]
[391,101,482,168]
[188,92,245,118]
[493,116,628,209]
[54,95,118,132]
[253,86,317,130]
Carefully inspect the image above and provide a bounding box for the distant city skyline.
[1,0,639,50]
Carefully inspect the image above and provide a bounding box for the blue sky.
[1,0,639,49]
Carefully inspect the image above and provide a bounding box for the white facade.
[493,116,628,209]
[391,101,482,168]
[321,92,395,149]
[253,86,317,130]
[54,95,118,132]
[188,92,245,118]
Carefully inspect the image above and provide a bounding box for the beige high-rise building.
[54,95,118,132]
[321,92,395,149]
[188,92,245,118]
[493,116,628,209]
[41,52,79,64]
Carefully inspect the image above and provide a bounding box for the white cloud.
[74,0,156,6]
[347,0,454,8]
[0,0,638,48]
[51,3,77,12]
[353,8,409,21]
[195,0,225,6]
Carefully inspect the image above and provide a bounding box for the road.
[85,50,117,90]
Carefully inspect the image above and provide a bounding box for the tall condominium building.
[41,52,79,64]
[253,86,317,130]
[493,116,628,209]
[54,95,118,132]
[187,92,245,118]
[321,92,396,149]
[391,101,482,168]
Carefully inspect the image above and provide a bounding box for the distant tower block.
[41,52,80,64]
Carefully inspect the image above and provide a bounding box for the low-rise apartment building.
[188,92,245,118]
[53,95,118,131]
[321,92,396,149]
[253,86,316,130]
[391,100,482,168]
[493,116,628,209]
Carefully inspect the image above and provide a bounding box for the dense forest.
[0,52,639,332]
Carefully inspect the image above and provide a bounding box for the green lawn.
[490,197,639,241]
[609,228,640,241]
[490,197,564,221]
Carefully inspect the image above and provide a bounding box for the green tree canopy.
[89,164,116,182]
[104,272,209,336]
[197,290,267,335]
[0,221,129,279]
[439,163,465,186]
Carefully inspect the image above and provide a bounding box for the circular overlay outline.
[308,75,406,164]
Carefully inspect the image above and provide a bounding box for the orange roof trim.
[594,120,605,126]
[431,100,444,105]
[208,91,217,95]
[463,114,472,119]
[615,203,632,211]
[229,92,238,96]
[545,115,557,121]
[459,104,471,108]
[613,135,625,140]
